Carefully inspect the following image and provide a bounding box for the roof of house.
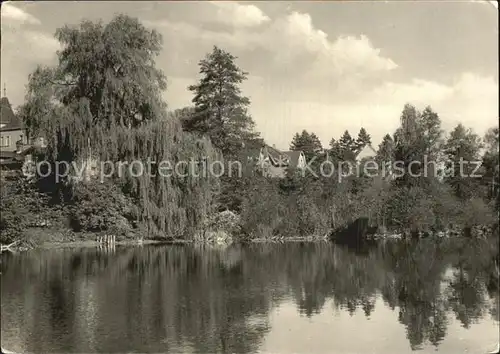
[0,97,23,132]
[240,142,306,170]
[266,145,286,160]
[357,144,377,160]
[263,145,290,167]
[257,145,308,168]
[282,150,303,168]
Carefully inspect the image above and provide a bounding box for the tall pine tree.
[355,127,372,152]
[183,46,257,158]
[376,134,395,163]
[328,137,342,162]
[339,130,357,161]
[290,130,323,161]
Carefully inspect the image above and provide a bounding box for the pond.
[1,239,499,353]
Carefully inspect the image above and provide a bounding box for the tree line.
[1,14,498,244]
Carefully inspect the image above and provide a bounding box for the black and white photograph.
[1,1,499,353]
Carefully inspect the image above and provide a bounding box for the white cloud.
[1,26,59,105]
[247,72,498,149]
[151,10,397,91]
[148,20,248,49]
[209,2,270,27]
[2,25,59,63]
[442,73,498,131]
[330,35,398,74]
[1,3,40,25]
[23,30,61,58]
[3,2,491,152]
[263,12,397,78]
[370,79,454,106]
[1,4,58,79]
[150,9,496,149]
[367,73,498,134]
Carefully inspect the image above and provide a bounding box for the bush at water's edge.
[2,173,498,252]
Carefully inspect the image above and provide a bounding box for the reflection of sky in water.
[262,296,499,354]
[1,241,499,353]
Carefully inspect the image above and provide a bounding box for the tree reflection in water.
[1,237,498,353]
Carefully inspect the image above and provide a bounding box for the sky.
[1,1,498,149]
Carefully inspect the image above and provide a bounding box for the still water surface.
[1,239,499,353]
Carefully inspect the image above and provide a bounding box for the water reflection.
[1,238,499,353]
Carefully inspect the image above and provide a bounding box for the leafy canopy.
[18,14,219,239]
[20,14,167,160]
[290,130,323,161]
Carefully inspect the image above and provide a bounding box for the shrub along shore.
[1,170,497,253]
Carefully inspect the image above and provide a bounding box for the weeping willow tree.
[20,14,168,159]
[18,14,220,239]
[109,118,220,238]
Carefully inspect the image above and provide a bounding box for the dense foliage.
[12,15,219,241]
[2,14,499,244]
[231,103,499,237]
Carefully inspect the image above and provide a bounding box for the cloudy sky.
[1,1,498,149]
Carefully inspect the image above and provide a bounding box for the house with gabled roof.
[0,96,26,152]
[256,145,307,178]
[1,93,46,170]
[356,143,377,161]
[1,95,28,170]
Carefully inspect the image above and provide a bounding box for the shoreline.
[2,235,332,253]
[2,227,497,253]
[39,236,330,249]
[37,239,189,249]
[248,236,329,243]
